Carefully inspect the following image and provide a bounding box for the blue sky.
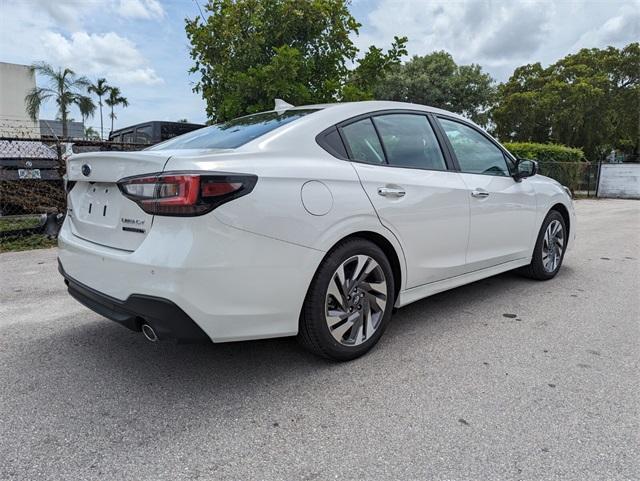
[1,0,638,133]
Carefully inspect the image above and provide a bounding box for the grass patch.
[0,216,42,233]
[0,234,57,253]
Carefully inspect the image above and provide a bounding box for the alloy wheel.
[324,255,388,346]
[542,219,564,273]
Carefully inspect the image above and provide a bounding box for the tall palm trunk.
[110,104,114,134]
[61,108,68,138]
[98,98,104,139]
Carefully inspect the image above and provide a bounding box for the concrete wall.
[0,62,40,138]
[598,164,640,199]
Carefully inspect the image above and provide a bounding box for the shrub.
[504,142,587,190]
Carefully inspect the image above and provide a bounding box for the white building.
[0,62,40,138]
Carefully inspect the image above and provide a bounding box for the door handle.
[377,187,406,198]
[471,189,490,198]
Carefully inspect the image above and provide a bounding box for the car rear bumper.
[57,213,325,342]
[59,260,209,342]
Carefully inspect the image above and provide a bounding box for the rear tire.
[519,210,567,280]
[298,238,395,361]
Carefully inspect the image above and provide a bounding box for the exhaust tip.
[141,323,158,342]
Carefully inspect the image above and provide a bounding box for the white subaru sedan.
[58,101,574,360]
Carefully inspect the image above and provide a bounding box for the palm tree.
[76,95,96,137]
[84,126,100,139]
[104,87,129,134]
[24,62,90,138]
[88,78,110,139]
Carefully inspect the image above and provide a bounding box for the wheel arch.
[327,230,404,302]
[550,202,571,242]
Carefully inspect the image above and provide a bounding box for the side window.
[439,118,510,176]
[340,118,385,164]
[135,125,153,144]
[318,127,348,158]
[122,131,135,144]
[372,114,446,170]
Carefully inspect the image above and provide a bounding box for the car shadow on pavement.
[4,268,547,392]
[3,267,572,417]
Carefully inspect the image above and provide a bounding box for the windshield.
[149,109,319,150]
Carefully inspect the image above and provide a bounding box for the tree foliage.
[88,78,111,139]
[504,142,585,163]
[505,142,586,190]
[76,95,96,127]
[186,0,406,121]
[373,51,495,127]
[493,43,640,160]
[104,87,129,133]
[342,36,408,101]
[24,62,92,138]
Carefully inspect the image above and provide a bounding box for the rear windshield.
[149,109,319,150]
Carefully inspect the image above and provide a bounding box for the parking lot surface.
[1,199,638,481]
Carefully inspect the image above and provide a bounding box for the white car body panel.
[353,163,470,287]
[58,213,324,342]
[459,172,537,270]
[58,101,575,344]
[397,258,530,307]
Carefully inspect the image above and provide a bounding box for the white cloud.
[41,31,163,85]
[355,0,640,81]
[118,0,166,19]
[18,0,166,25]
[41,1,82,29]
[572,1,640,48]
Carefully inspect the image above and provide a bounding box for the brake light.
[117,172,257,216]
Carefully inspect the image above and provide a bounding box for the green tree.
[493,43,640,160]
[76,95,96,133]
[186,0,406,121]
[84,126,100,139]
[373,51,496,127]
[342,36,408,101]
[88,78,110,139]
[104,87,129,134]
[24,62,91,138]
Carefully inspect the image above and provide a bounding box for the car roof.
[226,101,471,130]
[279,100,467,120]
[238,100,473,151]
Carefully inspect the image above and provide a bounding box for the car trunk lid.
[66,150,171,251]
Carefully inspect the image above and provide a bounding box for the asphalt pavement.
[1,199,638,481]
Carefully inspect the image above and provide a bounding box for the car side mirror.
[514,158,538,181]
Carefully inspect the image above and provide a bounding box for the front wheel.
[519,210,567,280]
[298,238,395,361]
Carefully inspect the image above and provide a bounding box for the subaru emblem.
[81,164,91,177]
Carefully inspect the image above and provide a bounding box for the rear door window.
[372,114,446,170]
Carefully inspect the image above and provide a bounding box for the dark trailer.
[109,121,205,146]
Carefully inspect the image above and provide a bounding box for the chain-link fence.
[536,161,601,197]
[0,136,146,252]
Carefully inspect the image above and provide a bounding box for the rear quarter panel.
[163,149,408,289]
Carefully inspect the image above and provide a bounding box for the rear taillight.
[117,171,257,216]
